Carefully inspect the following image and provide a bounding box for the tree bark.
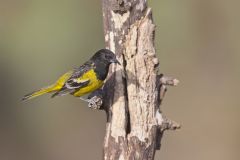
[96,0,180,159]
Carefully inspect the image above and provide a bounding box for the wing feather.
[51,61,94,97]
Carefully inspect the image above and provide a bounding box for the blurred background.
[0,0,239,160]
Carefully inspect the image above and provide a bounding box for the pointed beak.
[115,59,121,65]
[112,58,121,65]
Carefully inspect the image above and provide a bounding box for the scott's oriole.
[22,49,120,101]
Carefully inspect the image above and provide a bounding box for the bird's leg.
[79,97,89,102]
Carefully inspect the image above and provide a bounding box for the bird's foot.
[87,96,103,109]
[79,95,103,110]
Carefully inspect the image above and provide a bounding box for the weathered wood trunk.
[99,0,180,160]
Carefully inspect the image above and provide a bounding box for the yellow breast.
[73,69,104,97]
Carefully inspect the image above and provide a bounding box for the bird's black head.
[91,49,120,65]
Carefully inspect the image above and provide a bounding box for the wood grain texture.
[99,0,180,159]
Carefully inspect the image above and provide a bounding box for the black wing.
[51,61,94,98]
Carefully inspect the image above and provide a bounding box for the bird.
[22,49,120,102]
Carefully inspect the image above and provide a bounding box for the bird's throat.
[94,62,110,81]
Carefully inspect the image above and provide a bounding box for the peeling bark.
[90,0,181,159]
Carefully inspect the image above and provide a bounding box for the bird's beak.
[112,58,121,65]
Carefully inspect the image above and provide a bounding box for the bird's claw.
[87,96,103,109]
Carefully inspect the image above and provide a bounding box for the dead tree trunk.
[89,0,180,159]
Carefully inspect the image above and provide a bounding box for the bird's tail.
[22,85,59,101]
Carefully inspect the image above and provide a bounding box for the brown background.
[0,0,239,160]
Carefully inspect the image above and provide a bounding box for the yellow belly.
[72,70,104,97]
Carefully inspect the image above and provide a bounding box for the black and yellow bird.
[22,49,120,102]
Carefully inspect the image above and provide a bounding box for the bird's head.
[91,49,121,65]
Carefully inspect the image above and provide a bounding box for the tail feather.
[22,85,58,101]
[51,87,75,98]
